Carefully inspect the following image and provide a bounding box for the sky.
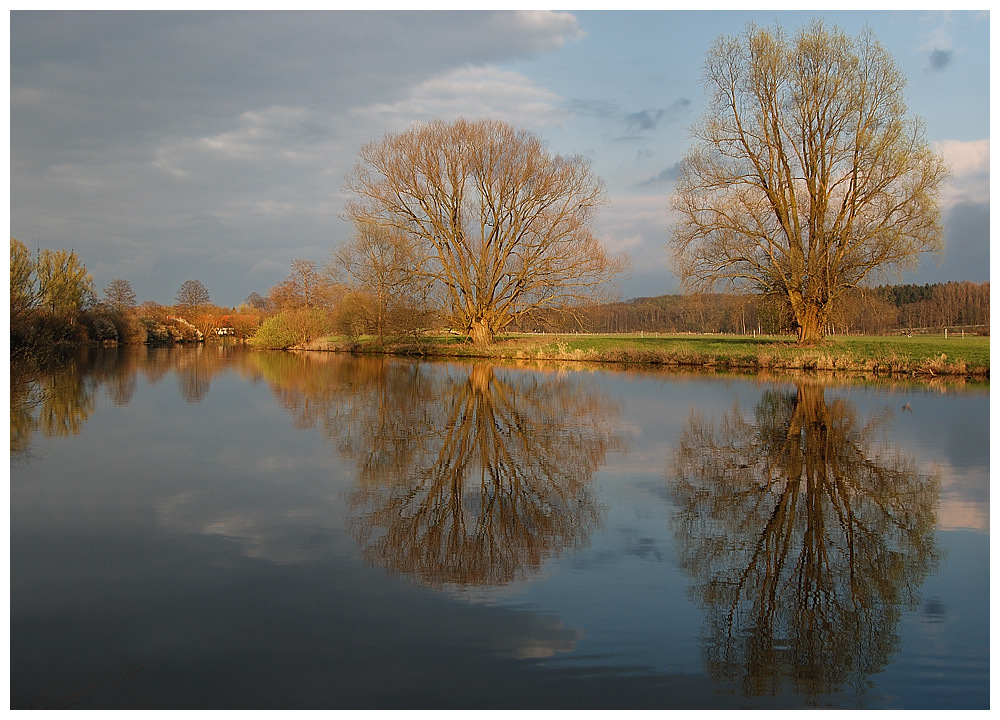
[9,9,991,308]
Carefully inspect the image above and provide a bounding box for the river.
[10,345,989,709]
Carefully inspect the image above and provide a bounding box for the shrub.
[333,292,371,341]
[115,312,148,344]
[80,306,146,343]
[137,314,201,345]
[249,308,332,349]
[89,314,119,342]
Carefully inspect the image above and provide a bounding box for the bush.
[248,315,301,349]
[115,312,148,344]
[34,312,87,345]
[89,314,119,342]
[249,308,332,349]
[137,314,201,345]
[333,292,371,341]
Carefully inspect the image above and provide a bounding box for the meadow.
[303,332,990,378]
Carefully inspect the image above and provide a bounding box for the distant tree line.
[881,281,990,331]
[509,282,989,337]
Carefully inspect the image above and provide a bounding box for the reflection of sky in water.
[10,351,989,709]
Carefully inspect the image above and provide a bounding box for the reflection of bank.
[332,362,627,588]
[669,382,939,697]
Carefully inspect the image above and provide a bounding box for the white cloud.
[597,195,669,247]
[499,10,586,51]
[198,106,327,159]
[933,138,989,207]
[934,138,989,176]
[148,104,350,227]
[351,66,568,130]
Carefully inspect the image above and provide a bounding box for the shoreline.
[293,333,990,381]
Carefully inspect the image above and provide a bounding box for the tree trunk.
[795,304,827,345]
[469,318,495,346]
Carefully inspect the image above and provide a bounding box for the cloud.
[911,199,989,284]
[491,10,586,52]
[198,106,334,160]
[625,109,667,134]
[933,138,989,208]
[918,22,959,72]
[565,98,621,120]
[934,138,989,175]
[638,162,682,188]
[565,98,691,139]
[926,48,953,71]
[592,195,679,296]
[623,99,691,136]
[11,11,584,108]
[351,66,568,130]
[154,105,345,186]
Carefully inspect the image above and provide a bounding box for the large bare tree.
[669,21,948,344]
[345,118,628,345]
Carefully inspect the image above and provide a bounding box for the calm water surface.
[10,346,989,709]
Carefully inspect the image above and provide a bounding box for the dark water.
[10,346,989,709]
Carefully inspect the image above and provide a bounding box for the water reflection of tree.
[11,346,241,460]
[251,354,626,588]
[669,382,939,698]
[349,363,628,587]
[11,354,96,461]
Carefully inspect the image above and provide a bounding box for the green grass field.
[531,332,990,366]
[306,331,989,378]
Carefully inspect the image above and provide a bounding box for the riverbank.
[297,332,989,379]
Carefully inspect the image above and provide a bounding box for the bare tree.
[669,21,948,344]
[329,222,429,343]
[175,279,210,312]
[268,259,337,312]
[104,278,137,312]
[243,292,270,312]
[345,118,628,345]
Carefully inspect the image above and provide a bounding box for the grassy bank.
[299,332,989,378]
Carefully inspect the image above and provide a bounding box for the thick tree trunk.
[795,304,827,345]
[469,318,495,346]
